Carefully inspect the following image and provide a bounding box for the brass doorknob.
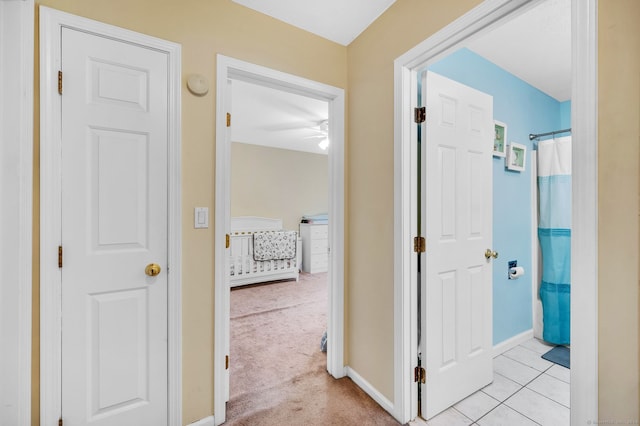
[484,249,498,260]
[145,263,161,277]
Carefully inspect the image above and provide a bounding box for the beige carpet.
[227,272,401,425]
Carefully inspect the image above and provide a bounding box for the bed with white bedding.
[228,216,300,287]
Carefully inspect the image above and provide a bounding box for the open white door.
[420,71,494,419]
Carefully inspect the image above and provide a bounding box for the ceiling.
[231,0,571,155]
[231,0,397,46]
[231,80,329,155]
[465,0,571,102]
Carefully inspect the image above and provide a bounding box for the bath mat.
[542,346,570,369]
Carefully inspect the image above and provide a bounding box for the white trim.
[531,151,544,340]
[39,7,182,425]
[187,415,215,426]
[214,54,345,424]
[0,1,33,425]
[570,0,598,423]
[346,367,395,415]
[492,330,534,358]
[394,0,597,423]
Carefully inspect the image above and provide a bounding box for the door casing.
[39,7,182,425]
[393,0,597,423]
[0,1,34,425]
[214,54,345,425]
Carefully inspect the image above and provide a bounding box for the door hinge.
[225,355,230,370]
[58,417,63,426]
[58,71,63,95]
[414,366,426,383]
[413,236,426,253]
[225,234,230,249]
[226,112,231,127]
[58,246,63,268]
[414,106,426,123]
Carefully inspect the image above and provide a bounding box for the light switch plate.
[194,207,209,229]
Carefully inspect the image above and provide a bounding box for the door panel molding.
[214,55,345,425]
[39,7,182,425]
[393,0,597,423]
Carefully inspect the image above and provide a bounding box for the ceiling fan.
[302,120,330,150]
[269,119,330,150]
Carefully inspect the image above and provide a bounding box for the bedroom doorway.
[227,80,330,418]
[214,55,345,424]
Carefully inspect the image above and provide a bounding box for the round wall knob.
[145,263,161,277]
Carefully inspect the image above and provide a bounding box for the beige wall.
[32,1,347,424]
[231,143,328,231]
[346,0,483,400]
[29,0,640,423]
[598,0,640,420]
[347,0,640,416]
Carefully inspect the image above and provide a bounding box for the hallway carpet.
[227,272,401,425]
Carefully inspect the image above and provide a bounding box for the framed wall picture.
[506,142,527,172]
[493,120,507,157]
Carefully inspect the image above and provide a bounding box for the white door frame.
[0,1,33,425]
[393,0,597,424]
[214,54,345,424]
[39,7,182,425]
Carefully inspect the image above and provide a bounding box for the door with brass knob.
[484,249,498,260]
[422,71,494,419]
[145,263,162,277]
[56,23,172,426]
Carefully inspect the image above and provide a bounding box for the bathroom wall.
[428,48,566,344]
[560,101,571,129]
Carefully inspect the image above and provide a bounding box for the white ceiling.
[231,0,397,46]
[231,80,329,155]
[231,0,571,154]
[466,0,571,102]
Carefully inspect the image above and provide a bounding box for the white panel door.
[61,27,168,426]
[421,71,494,419]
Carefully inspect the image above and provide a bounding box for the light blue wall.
[560,101,571,129]
[427,48,566,345]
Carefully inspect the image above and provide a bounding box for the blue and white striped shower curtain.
[537,136,571,345]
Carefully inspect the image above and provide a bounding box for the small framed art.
[493,121,507,157]
[506,142,526,172]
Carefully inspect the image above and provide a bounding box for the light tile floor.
[426,338,570,426]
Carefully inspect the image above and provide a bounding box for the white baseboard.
[346,366,395,416]
[493,329,534,358]
[187,415,215,426]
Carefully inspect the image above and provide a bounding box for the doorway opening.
[226,78,330,417]
[416,2,572,417]
[393,0,597,424]
[214,55,345,424]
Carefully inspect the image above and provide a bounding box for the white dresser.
[300,223,328,273]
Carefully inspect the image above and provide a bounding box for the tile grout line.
[497,366,569,424]
[523,381,571,409]
[430,341,569,425]
[483,343,563,425]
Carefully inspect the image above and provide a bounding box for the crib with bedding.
[228,216,301,287]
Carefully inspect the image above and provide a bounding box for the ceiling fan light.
[318,138,329,150]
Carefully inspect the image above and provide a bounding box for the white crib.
[229,216,301,287]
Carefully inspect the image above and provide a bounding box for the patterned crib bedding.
[252,230,297,261]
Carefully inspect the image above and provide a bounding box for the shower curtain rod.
[529,128,572,140]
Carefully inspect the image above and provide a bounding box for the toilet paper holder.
[508,260,517,279]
